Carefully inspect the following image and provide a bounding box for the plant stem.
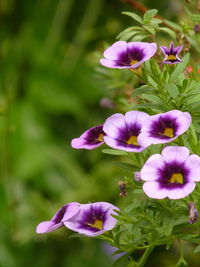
[138,245,155,267]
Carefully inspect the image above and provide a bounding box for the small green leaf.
[143,9,158,22]
[102,149,128,156]
[131,33,149,41]
[122,11,142,24]
[159,27,176,39]
[194,245,200,254]
[143,25,156,34]
[132,87,155,97]
[163,19,182,31]
[114,162,139,170]
[165,84,179,99]
[170,53,190,82]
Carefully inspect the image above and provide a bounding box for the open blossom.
[141,146,200,199]
[64,202,119,237]
[160,42,183,64]
[138,110,191,147]
[103,111,150,152]
[36,202,80,233]
[71,125,105,150]
[100,41,157,69]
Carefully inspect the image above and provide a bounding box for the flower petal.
[161,146,190,163]
[167,182,196,199]
[143,181,168,199]
[184,155,200,181]
[124,111,149,127]
[140,154,165,181]
[103,113,127,139]
[103,41,127,60]
[175,112,192,135]
[36,221,63,234]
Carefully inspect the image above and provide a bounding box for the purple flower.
[103,111,150,152]
[36,202,80,233]
[100,41,157,69]
[64,202,119,237]
[141,146,200,199]
[138,110,191,147]
[160,42,183,64]
[71,125,105,150]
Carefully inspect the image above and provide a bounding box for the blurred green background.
[0,0,198,266]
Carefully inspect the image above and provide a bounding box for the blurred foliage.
[0,0,200,266]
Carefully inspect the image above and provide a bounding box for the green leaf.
[194,244,200,254]
[131,33,149,41]
[143,25,156,34]
[122,11,142,24]
[165,84,179,99]
[143,9,158,22]
[159,27,176,39]
[184,6,200,22]
[102,149,128,156]
[132,87,155,98]
[170,53,190,82]
[151,18,162,24]
[163,19,182,31]
[114,162,139,170]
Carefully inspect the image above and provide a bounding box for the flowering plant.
[36,3,200,267]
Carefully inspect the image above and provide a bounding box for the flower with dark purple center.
[100,41,157,69]
[71,125,105,150]
[141,146,200,199]
[103,111,150,152]
[160,42,183,64]
[64,202,119,237]
[138,110,191,147]
[36,202,80,233]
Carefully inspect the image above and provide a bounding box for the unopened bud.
[188,202,198,224]
[194,24,200,33]
[99,98,116,110]
[134,172,142,182]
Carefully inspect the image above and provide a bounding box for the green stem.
[138,245,155,267]
[128,245,155,267]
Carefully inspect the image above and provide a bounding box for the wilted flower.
[100,41,157,69]
[138,110,191,147]
[141,146,200,199]
[118,181,128,196]
[103,111,150,152]
[64,202,119,237]
[71,125,105,150]
[188,202,198,224]
[160,42,183,64]
[36,202,80,233]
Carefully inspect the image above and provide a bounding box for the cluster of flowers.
[100,40,183,69]
[36,40,200,237]
[71,110,191,152]
[71,110,200,200]
[36,202,119,237]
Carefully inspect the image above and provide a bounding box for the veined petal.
[184,155,200,181]
[167,183,195,199]
[103,41,127,60]
[140,154,165,181]
[103,113,127,139]
[124,111,149,127]
[162,146,190,163]
[143,181,168,199]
